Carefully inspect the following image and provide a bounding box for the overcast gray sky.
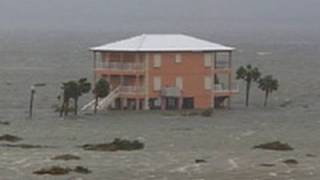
[0,0,319,34]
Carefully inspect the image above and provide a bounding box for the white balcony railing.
[120,86,145,95]
[214,83,239,93]
[215,61,230,69]
[102,62,144,71]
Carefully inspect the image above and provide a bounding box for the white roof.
[91,34,234,52]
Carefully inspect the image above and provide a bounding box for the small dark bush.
[201,108,213,117]
[81,138,144,152]
[283,159,298,165]
[73,166,92,174]
[0,134,22,142]
[253,141,294,151]
[33,166,72,176]
[51,154,81,161]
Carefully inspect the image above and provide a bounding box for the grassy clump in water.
[201,108,213,117]
[0,121,10,126]
[33,166,72,176]
[33,166,91,176]
[81,138,144,152]
[253,141,294,151]
[0,134,22,142]
[51,154,81,161]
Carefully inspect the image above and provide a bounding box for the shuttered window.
[204,76,212,90]
[153,54,162,67]
[153,76,161,91]
[176,77,183,90]
[175,54,182,63]
[204,53,212,67]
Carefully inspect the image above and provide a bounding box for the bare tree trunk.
[245,80,251,107]
[264,90,269,107]
[94,96,99,114]
[74,97,78,115]
[59,101,64,117]
[64,98,69,116]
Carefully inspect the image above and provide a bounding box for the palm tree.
[93,78,110,114]
[60,81,77,116]
[73,78,91,115]
[236,64,261,107]
[60,78,91,116]
[258,75,279,107]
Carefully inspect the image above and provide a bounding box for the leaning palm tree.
[258,75,279,107]
[236,64,261,107]
[73,78,91,115]
[60,78,91,116]
[93,78,110,114]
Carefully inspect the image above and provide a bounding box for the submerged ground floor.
[1,108,320,180]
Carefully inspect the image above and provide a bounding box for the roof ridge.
[136,34,146,51]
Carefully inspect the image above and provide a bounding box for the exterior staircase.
[81,86,120,111]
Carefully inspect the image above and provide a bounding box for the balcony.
[214,83,239,96]
[214,61,231,73]
[96,62,145,75]
[119,86,145,97]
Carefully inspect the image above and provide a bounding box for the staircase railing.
[80,86,121,111]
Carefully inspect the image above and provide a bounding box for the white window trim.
[153,54,162,68]
[153,76,161,91]
[204,76,212,90]
[204,53,212,67]
[176,76,183,90]
[175,54,182,63]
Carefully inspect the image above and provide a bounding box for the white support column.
[210,52,214,109]
[120,53,124,110]
[144,53,150,110]
[93,51,97,89]
[227,51,232,109]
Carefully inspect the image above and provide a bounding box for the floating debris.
[283,159,298,165]
[73,166,92,174]
[306,154,317,158]
[34,166,72,176]
[201,108,213,117]
[51,154,81,161]
[33,83,46,87]
[34,166,92,176]
[0,121,10,125]
[279,99,292,108]
[80,138,144,152]
[253,141,294,151]
[195,159,207,164]
[0,134,22,142]
[0,144,52,149]
[260,163,276,167]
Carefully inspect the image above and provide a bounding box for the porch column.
[144,53,150,110]
[227,51,232,109]
[93,51,97,89]
[211,52,216,109]
[120,53,124,110]
[135,54,140,110]
[106,53,111,89]
[178,96,183,110]
[161,97,166,111]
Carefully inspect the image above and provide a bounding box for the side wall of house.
[148,52,212,109]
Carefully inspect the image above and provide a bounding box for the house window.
[183,97,194,109]
[204,53,212,67]
[153,76,161,91]
[175,54,182,63]
[204,76,212,90]
[153,54,162,67]
[176,76,183,90]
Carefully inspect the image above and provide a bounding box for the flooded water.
[1,2,320,178]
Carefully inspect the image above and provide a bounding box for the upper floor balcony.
[95,62,145,75]
[213,83,239,96]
